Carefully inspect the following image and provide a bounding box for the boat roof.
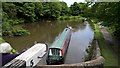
[49,27,71,50]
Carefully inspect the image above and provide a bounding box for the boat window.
[49,49,62,56]
[49,49,52,55]
[59,50,62,56]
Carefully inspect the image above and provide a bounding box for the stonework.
[38,40,105,68]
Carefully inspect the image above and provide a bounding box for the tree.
[23,3,36,22]
[2,11,13,36]
[78,3,89,17]
[2,3,17,19]
[88,2,120,39]
[42,2,61,18]
[70,2,81,16]
[59,2,69,16]
[34,2,43,20]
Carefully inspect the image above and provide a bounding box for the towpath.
[99,25,119,66]
[99,26,119,55]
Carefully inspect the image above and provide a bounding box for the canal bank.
[94,24,119,67]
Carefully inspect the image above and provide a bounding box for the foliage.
[12,26,30,36]
[10,48,18,54]
[2,3,17,19]
[57,15,82,20]
[2,2,120,39]
[1,2,91,37]
[87,2,120,39]
[2,2,69,36]
[2,11,13,36]
[34,2,43,19]
[42,2,62,18]
[85,39,95,61]
[2,10,29,36]
[70,2,89,16]
[59,2,69,16]
[70,2,81,16]
[23,3,36,22]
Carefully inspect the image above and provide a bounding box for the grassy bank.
[94,24,118,66]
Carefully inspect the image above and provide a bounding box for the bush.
[14,19,24,25]
[2,18,30,36]
[12,27,30,36]
[58,16,64,20]
[8,19,24,25]
[57,15,83,20]
[2,25,30,36]
[12,29,30,36]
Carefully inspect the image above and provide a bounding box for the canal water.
[3,20,94,64]
[64,23,94,64]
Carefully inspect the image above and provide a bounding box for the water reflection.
[65,23,94,64]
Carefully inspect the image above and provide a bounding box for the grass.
[94,24,119,66]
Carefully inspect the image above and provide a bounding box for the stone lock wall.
[38,56,104,68]
[38,40,105,68]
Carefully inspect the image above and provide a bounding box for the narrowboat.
[46,26,72,65]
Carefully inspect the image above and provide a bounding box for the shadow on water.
[3,20,94,64]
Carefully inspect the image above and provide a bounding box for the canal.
[3,20,94,64]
